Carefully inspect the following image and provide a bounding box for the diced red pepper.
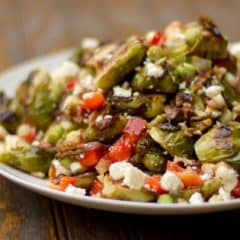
[90,180,103,195]
[107,134,134,162]
[81,92,105,111]
[66,79,78,91]
[59,176,76,191]
[150,32,166,45]
[144,176,166,194]
[80,149,102,167]
[231,181,240,198]
[123,117,147,136]
[21,127,36,143]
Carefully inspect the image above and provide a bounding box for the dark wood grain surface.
[0,0,240,239]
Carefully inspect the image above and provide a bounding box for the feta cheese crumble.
[145,62,164,78]
[122,166,146,190]
[205,86,223,98]
[218,187,232,201]
[215,164,238,192]
[189,192,204,204]
[81,37,99,49]
[65,184,86,196]
[52,159,71,176]
[70,162,86,174]
[51,61,79,81]
[109,162,132,180]
[161,172,184,194]
[113,86,132,98]
[109,162,146,190]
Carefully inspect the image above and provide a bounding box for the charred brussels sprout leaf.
[94,40,146,90]
[0,145,52,174]
[149,126,194,157]
[100,176,156,202]
[195,122,240,166]
[142,148,166,173]
[83,115,127,143]
[132,67,177,93]
[111,94,165,119]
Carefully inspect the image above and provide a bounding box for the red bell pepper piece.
[81,92,105,111]
[150,32,166,45]
[144,176,166,194]
[66,79,78,91]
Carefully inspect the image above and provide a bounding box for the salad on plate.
[1,17,240,204]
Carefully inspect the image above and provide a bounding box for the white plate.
[0,50,240,215]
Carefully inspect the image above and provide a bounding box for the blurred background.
[0,0,239,71]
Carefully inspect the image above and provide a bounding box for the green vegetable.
[174,63,197,80]
[83,115,127,143]
[132,67,177,93]
[184,17,228,59]
[195,122,240,166]
[142,148,166,173]
[0,145,52,174]
[149,126,194,157]
[94,40,146,90]
[101,176,156,202]
[157,194,174,203]
[74,173,96,189]
[147,46,164,62]
[201,178,221,199]
[111,94,165,119]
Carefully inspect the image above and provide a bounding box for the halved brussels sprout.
[100,176,156,202]
[195,122,240,166]
[149,126,194,157]
[94,40,146,90]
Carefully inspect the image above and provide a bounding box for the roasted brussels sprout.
[201,178,221,199]
[195,122,240,166]
[100,176,156,202]
[94,40,146,90]
[149,126,194,157]
[83,115,127,143]
[0,144,52,174]
[132,67,177,93]
[110,94,166,119]
[74,172,96,189]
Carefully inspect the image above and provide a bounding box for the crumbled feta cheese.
[52,159,71,176]
[215,165,238,192]
[109,162,132,181]
[32,140,40,147]
[31,172,45,178]
[145,31,156,42]
[145,62,164,78]
[70,162,86,174]
[113,86,132,98]
[81,38,99,49]
[179,81,186,90]
[208,194,223,203]
[218,187,232,201]
[229,42,240,55]
[225,72,237,87]
[78,71,94,91]
[62,95,79,112]
[200,173,212,181]
[122,166,146,190]
[61,120,72,130]
[212,94,226,108]
[5,135,26,151]
[189,192,204,204]
[17,124,31,137]
[161,172,184,194]
[205,86,223,98]
[51,61,79,81]
[65,184,86,196]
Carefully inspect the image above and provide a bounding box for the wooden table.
[1,1,240,239]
